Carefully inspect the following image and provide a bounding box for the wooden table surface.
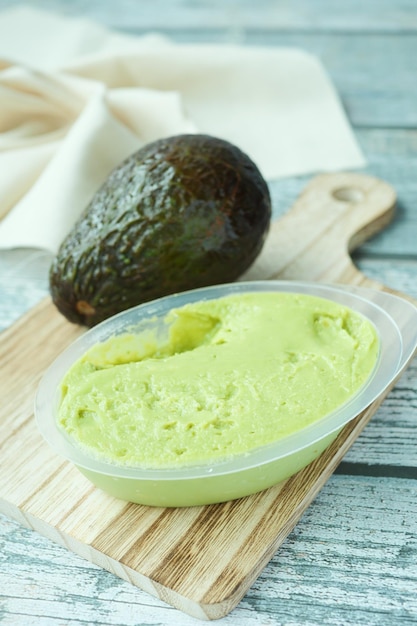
[1,1,416,625]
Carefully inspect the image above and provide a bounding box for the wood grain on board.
[0,172,411,620]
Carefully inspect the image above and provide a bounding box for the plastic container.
[35,281,417,507]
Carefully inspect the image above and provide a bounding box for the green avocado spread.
[57,292,379,468]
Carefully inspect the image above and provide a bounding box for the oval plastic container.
[35,281,417,507]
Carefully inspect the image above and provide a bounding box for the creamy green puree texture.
[58,292,379,468]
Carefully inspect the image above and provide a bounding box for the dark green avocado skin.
[49,134,272,326]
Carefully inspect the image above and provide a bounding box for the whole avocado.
[49,134,271,326]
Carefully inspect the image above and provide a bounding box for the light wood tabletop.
[1,1,416,625]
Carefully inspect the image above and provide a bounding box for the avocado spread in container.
[35,281,417,507]
[57,292,378,467]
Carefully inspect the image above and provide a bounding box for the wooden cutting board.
[0,172,413,621]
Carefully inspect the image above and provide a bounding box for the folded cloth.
[0,6,365,253]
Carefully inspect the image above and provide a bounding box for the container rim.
[35,280,417,481]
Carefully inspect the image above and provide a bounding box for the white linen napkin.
[0,6,365,253]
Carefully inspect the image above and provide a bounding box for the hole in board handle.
[332,187,365,203]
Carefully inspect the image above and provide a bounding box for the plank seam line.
[118,26,417,37]
[335,462,417,479]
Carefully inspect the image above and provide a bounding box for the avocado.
[49,134,271,326]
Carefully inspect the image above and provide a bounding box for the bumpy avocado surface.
[49,134,271,326]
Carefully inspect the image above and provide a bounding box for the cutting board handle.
[244,172,397,287]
